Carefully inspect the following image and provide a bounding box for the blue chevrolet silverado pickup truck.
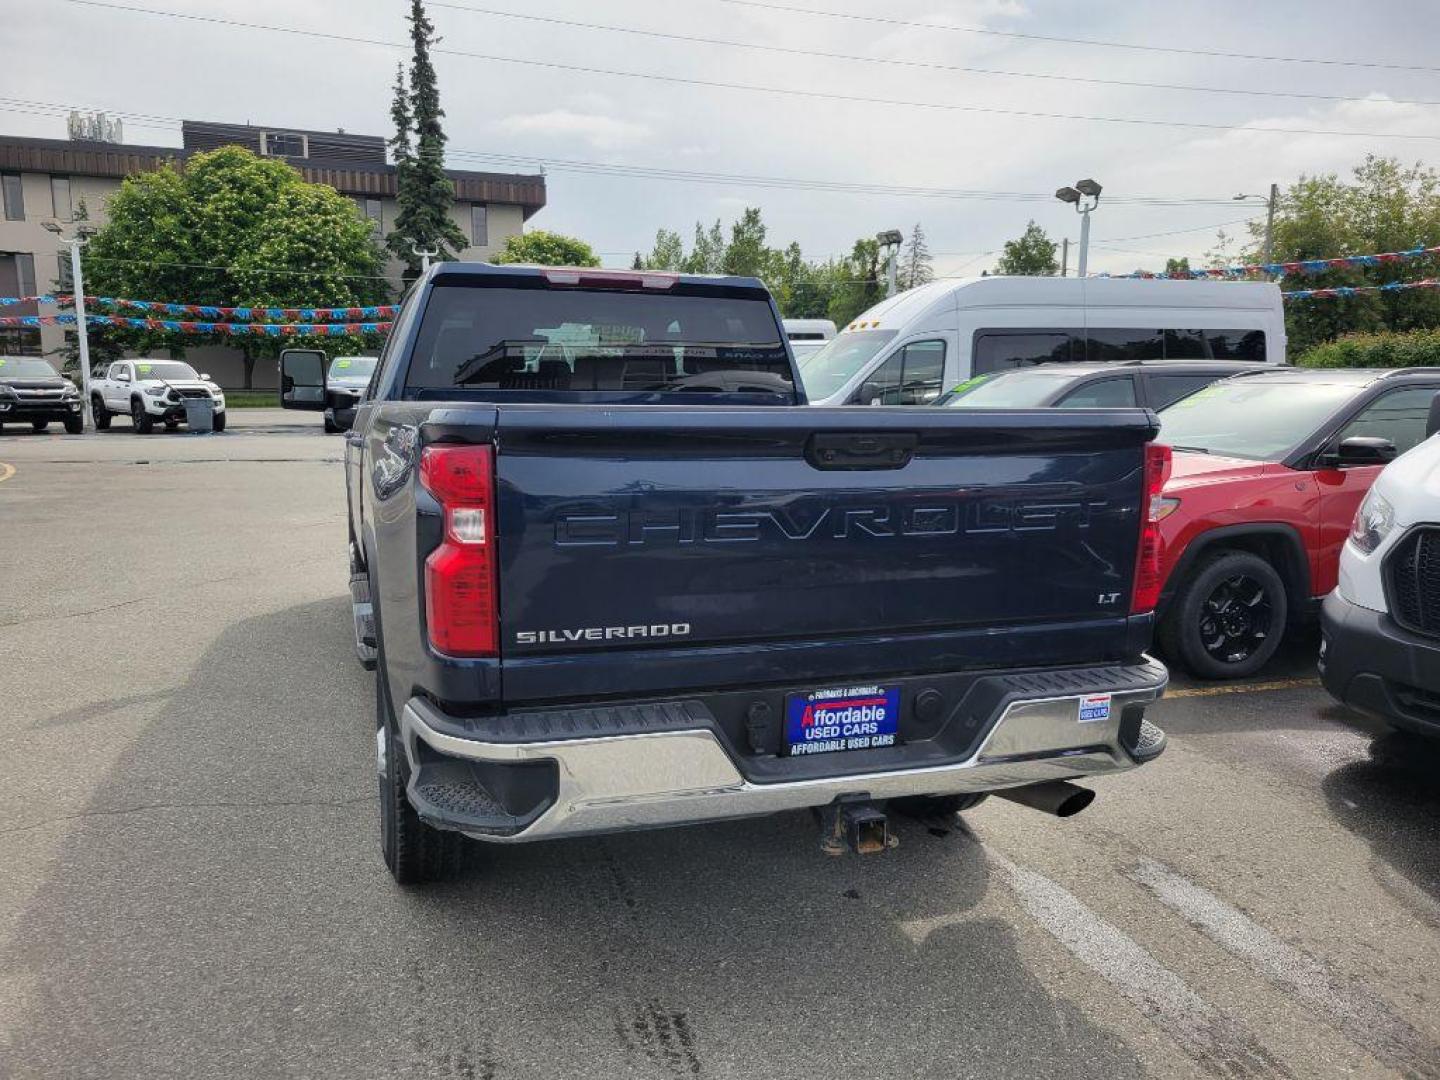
[281,263,1170,885]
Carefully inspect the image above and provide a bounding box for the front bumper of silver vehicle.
[396,657,1168,842]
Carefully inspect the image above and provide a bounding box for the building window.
[2,173,23,220]
[0,328,41,355]
[261,132,307,158]
[56,247,73,290]
[471,203,488,247]
[15,252,35,298]
[50,176,72,222]
[355,196,382,236]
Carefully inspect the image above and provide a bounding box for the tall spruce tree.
[900,223,934,289]
[388,0,467,280]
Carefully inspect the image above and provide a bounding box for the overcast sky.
[11,0,1440,276]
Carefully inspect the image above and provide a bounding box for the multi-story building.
[0,118,546,387]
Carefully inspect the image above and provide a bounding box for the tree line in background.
[624,211,934,327]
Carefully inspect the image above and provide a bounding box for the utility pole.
[1060,237,1070,277]
[1234,185,1279,266]
[44,221,95,430]
[1264,182,1279,266]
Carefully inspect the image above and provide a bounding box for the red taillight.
[1130,442,1173,616]
[420,444,498,656]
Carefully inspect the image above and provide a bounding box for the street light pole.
[412,245,438,274]
[1055,179,1102,277]
[875,230,904,298]
[44,221,94,430]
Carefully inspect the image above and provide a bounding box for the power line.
[0,97,1245,208]
[711,0,1440,73]
[54,1,1440,143]
[432,3,1440,108]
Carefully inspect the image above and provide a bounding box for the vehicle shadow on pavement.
[1320,711,1440,922]
[1,598,1146,1080]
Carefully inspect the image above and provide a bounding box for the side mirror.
[199,372,211,381]
[1427,391,1440,439]
[278,349,327,411]
[1324,435,1399,468]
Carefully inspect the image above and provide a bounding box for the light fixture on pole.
[1233,184,1279,267]
[1055,178,1102,277]
[875,229,904,298]
[43,219,97,431]
[412,244,439,274]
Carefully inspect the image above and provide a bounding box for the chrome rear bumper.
[399,658,1167,842]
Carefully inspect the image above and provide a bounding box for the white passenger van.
[784,318,838,363]
[798,277,1286,406]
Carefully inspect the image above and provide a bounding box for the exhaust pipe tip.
[994,780,1096,818]
[1053,785,1095,818]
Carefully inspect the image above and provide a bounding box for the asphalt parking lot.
[1,414,1437,1080]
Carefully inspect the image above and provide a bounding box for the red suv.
[1153,367,1440,678]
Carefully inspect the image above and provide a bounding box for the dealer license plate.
[784,684,901,757]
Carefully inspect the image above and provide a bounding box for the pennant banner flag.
[0,295,396,320]
[87,298,399,320]
[1284,278,1440,301]
[1107,244,1440,280]
[0,314,392,335]
[0,294,69,307]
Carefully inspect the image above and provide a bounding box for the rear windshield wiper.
[1169,445,1212,454]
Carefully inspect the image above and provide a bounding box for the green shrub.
[1298,330,1440,369]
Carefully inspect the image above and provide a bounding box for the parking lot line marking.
[1129,858,1440,1078]
[1167,677,1319,699]
[0,462,14,483]
[992,853,1287,1078]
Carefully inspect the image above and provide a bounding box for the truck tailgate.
[491,405,1157,700]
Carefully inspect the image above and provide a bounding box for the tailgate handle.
[806,432,917,470]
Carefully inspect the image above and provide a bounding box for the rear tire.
[92,397,111,430]
[31,421,48,433]
[377,661,456,885]
[1158,550,1288,680]
[323,416,339,434]
[130,398,153,434]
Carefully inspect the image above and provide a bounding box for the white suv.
[1321,414,1440,739]
[92,359,226,433]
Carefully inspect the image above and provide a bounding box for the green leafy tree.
[387,0,467,280]
[642,228,685,271]
[1260,156,1440,352]
[683,220,726,274]
[994,221,1059,276]
[722,207,768,278]
[491,230,601,266]
[826,238,884,327]
[78,147,388,388]
[1165,256,1192,276]
[900,223,934,289]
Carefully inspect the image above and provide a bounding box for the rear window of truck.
[405,284,793,395]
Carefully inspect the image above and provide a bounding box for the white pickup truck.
[91,359,227,433]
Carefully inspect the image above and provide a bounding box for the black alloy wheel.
[1159,549,1288,680]
[1198,573,1274,665]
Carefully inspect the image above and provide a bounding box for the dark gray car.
[936,359,1268,411]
